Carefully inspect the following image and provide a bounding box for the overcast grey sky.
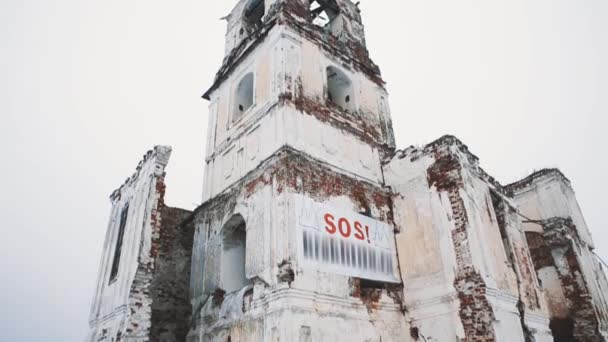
[1,0,607,341]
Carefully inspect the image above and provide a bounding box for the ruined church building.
[86,0,608,341]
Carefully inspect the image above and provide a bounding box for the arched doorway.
[221,215,251,293]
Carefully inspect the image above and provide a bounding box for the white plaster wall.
[384,156,458,291]
[525,313,554,342]
[405,293,464,341]
[459,174,518,293]
[487,291,526,342]
[383,153,465,340]
[537,266,569,318]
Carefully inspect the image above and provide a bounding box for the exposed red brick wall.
[525,232,554,271]
[561,245,601,341]
[150,206,194,342]
[426,148,497,341]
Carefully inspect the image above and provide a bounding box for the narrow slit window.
[490,191,515,266]
[233,72,255,122]
[109,204,129,283]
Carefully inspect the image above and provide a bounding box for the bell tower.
[201,0,396,203]
[191,0,407,341]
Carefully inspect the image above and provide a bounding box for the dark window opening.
[550,318,575,342]
[359,204,371,217]
[109,204,129,283]
[360,278,385,290]
[490,191,515,266]
[309,0,339,28]
[244,0,265,33]
[410,327,420,340]
[358,278,387,301]
[326,66,354,112]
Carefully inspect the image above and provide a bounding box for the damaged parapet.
[86,147,195,342]
[506,169,608,341]
[383,135,553,342]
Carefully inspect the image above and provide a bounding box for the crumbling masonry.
[86,0,608,341]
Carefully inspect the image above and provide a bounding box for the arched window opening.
[309,0,339,28]
[244,0,265,33]
[221,215,250,293]
[326,66,354,112]
[234,73,254,122]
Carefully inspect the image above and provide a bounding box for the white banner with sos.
[295,195,399,283]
